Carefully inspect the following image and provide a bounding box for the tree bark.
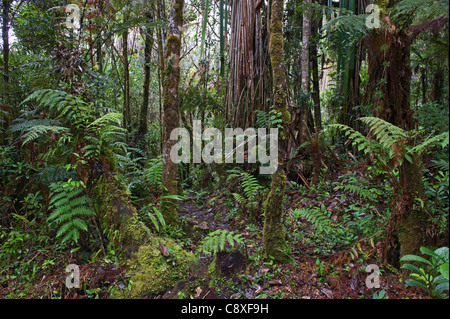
[138,11,154,139]
[363,12,449,259]
[2,0,10,106]
[263,0,292,264]
[122,13,130,139]
[161,0,184,226]
[299,0,313,146]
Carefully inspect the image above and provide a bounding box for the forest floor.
[158,191,427,300]
[0,169,432,300]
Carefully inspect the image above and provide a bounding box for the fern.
[339,184,379,202]
[293,207,331,231]
[392,0,449,24]
[21,125,71,146]
[241,172,263,201]
[143,156,163,189]
[47,180,95,244]
[199,229,244,256]
[21,89,91,128]
[83,112,127,160]
[255,110,270,129]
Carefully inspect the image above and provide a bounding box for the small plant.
[199,229,244,256]
[47,179,95,244]
[401,246,449,298]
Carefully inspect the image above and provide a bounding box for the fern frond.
[47,180,94,244]
[199,230,244,256]
[21,125,71,146]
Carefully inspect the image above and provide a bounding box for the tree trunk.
[138,12,154,139]
[263,0,292,264]
[122,14,130,139]
[156,0,166,153]
[363,14,433,259]
[2,0,10,106]
[161,0,184,226]
[299,0,313,146]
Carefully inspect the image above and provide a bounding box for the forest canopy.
[0,0,449,300]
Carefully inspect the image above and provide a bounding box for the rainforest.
[0,0,449,303]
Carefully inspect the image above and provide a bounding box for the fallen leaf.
[268,280,282,286]
[159,243,169,257]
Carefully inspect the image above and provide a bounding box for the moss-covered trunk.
[263,0,292,264]
[88,170,196,298]
[364,12,431,259]
[161,0,184,226]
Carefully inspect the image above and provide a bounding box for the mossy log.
[89,171,196,298]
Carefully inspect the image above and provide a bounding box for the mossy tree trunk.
[364,7,447,259]
[161,0,184,226]
[263,0,292,264]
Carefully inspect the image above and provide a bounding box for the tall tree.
[263,0,292,264]
[122,10,131,139]
[161,0,184,226]
[138,10,154,139]
[362,0,449,259]
[299,0,313,146]
[2,0,10,106]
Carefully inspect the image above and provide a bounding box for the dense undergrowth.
[0,0,449,301]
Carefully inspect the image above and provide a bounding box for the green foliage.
[20,89,92,128]
[401,246,449,298]
[290,200,388,255]
[227,168,264,216]
[139,204,166,233]
[255,110,270,129]
[84,112,126,160]
[333,171,385,202]
[48,180,95,244]
[143,156,163,189]
[423,170,449,236]
[199,229,244,256]
[332,117,449,168]
[392,0,449,25]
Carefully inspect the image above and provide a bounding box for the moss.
[263,170,294,264]
[398,209,423,257]
[113,236,197,299]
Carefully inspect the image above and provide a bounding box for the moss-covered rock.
[113,236,197,298]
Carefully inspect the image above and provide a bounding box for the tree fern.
[48,180,95,244]
[333,117,449,177]
[392,0,449,24]
[199,229,244,256]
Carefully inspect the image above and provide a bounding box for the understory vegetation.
[0,0,448,300]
